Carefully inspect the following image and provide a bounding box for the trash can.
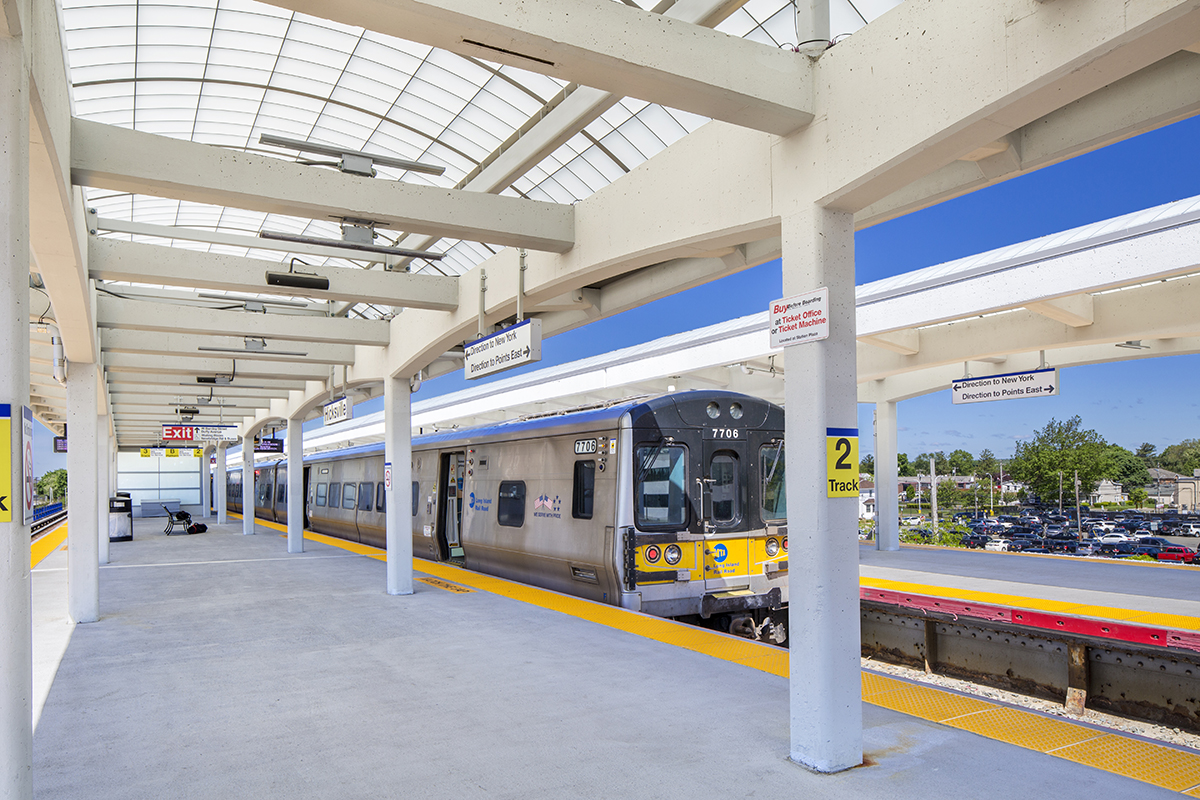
[109,495,133,542]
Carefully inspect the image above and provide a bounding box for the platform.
[28,521,1200,798]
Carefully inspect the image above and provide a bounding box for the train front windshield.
[635,444,688,528]
[760,442,787,522]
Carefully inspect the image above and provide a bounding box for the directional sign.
[162,425,194,441]
[826,427,859,498]
[21,407,33,524]
[464,318,542,380]
[323,397,353,426]
[952,368,1059,405]
[0,405,10,522]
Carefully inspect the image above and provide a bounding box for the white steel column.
[241,435,254,534]
[384,375,413,596]
[782,205,862,773]
[200,444,211,519]
[0,14,32,796]
[215,443,227,524]
[67,362,100,624]
[286,418,303,554]
[874,400,900,551]
[97,416,110,565]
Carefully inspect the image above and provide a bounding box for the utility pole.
[1059,470,1063,516]
[1074,469,1081,537]
[930,456,939,531]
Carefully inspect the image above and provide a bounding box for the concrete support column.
[384,375,413,596]
[200,445,211,519]
[874,400,900,551]
[286,418,303,554]
[795,0,830,54]
[241,435,254,535]
[215,443,227,525]
[67,362,100,624]
[0,16,33,797]
[781,205,862,773]
[97,416,110,565]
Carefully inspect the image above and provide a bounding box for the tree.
[914,451,948,475]
[947,449,975,476]
[1129,487,1149,509]
[1135,443,1159,469]
[1161,439,1200,477]
[859,453,875,475]
[36,469,68,501]
[897,453,917,477]
[975,448,999,479]
[1007,416,1108,502]
[1099,444,1150,489]
[904,485,916,501]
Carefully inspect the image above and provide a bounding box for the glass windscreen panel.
[710,454,738,524]
[760,443,786,523]
[635,444,688,528]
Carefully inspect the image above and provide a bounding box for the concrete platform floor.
[31,522,1185,799]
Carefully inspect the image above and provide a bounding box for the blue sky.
[33,114,1200,476]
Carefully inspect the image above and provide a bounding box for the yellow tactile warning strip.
[861,575,1200,632]
[239,514,1200,794]
[30,523,68,568]
[416,576,473,594]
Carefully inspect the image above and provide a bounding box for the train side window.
[635,444,688,529]
[277,483,286,503]
[315,483,327,507]
[257,481,271,506]
[376,482,386,512]
[572,461,595,519]
[328,483,341,508]
[497,481,526,527]
[760,443,787,523]
[412,481,419,516]
[342,482,357,510]
[358,482,373,511]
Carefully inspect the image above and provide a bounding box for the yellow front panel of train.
[703,538,749,579]
[635,542,701,583]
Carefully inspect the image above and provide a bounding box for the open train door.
[698,435,752,597]
[435,452,466,561]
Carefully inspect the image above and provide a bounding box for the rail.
[30,502,67,536]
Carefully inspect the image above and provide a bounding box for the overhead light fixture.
[1115,340,1150,350]
[259,133,446,177]
[259,230,444,262]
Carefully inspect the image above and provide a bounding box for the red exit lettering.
[162,426,194,440]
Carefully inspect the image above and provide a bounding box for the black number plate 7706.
[704,428,743,440]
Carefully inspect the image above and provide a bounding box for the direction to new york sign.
[951,368,1059,405]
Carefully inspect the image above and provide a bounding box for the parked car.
[1076,538,1099,556]
[1157,546,1197,564]
[1045,539,1078,554]
[1130,545,1165,558]
[984,538,1011,552]
[1095,541,1137,557]
[960,533,990,550]
[1097,531,1134,544]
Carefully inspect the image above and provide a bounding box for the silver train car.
[230,391,790,641]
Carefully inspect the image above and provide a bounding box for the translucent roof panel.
[61,0,904,318]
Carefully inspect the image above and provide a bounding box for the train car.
[230,391,790,642]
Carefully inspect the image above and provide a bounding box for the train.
[224,390,790,642]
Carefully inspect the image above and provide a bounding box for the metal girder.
[71,119,575,253]
[269,0,812,136]
[89,238,459,311]
[100,329,356,367]
[96,295,389,347]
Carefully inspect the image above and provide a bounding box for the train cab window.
[497,481,526,527]
[328,483,341,508]
[315,483,327,507]
[710,454,739,524]
[258,481,272,506]
[572,461,595,519]
[277,483,286,503]
[412,482,419,516]
[635,444,688,528]
[358,482,373,511]
[376,482,386,513]
[760,443,787,523]
[342,483,357,510]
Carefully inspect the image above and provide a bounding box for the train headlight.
[729,402,743,420]
[706,402,720,419]
[664,544,682,565]
[765,537,780,557]
[645,545,661,563]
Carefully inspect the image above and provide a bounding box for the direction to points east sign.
[952,368,1059,405]
[465,318,542,380]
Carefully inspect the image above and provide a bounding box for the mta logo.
[469,492,475,509]
[714,543,728,563]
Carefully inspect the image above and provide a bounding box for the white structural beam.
[817,0,1200,212]
[103,353,332,382]
[874,400,900,551]
[107,372,310,391]
[384,375,413,595]
[96,296,388,347]
[271,0,812,136]
[71,119,575,253]
[100,329,356,367]
[89,238,459,312]
[858,51,1200,228]
[241,436,253,535]
[286,418,302,553]
[215,443,227,524]
[67,361,99,624]
[1025,294,1094,328]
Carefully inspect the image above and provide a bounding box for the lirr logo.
[714,543,727,563]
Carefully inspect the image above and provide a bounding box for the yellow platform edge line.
[238,514,1200,792]
[860,575,1200,632]
[30,523,68,568]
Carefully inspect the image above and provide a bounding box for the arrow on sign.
[0,496,7,512]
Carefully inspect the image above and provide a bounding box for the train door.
[435,452,466,561]
[699,436,750,593]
